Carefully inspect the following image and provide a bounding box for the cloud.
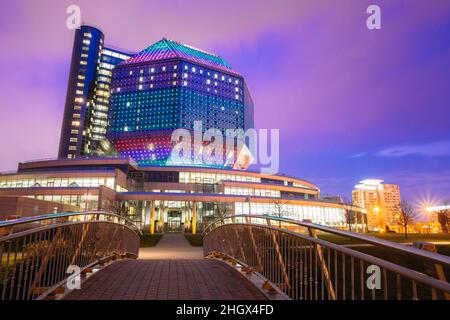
[376,140,450,157]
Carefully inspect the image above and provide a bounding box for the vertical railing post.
[413,242,450,300]
[307,226,336,300]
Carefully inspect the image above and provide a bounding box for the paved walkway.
[64,259,266,300]
[139,233,203,260]
[64,233,266,300]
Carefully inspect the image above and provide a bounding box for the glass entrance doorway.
[166,210,182,232]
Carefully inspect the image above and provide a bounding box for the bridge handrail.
[203,214,450,267]
[0,214,140,300]
[0,211,141,235]
[203,216,450,300]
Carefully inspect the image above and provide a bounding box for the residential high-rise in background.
[58,25,133,159]
[107,38,254,167]
[352,179,401,231]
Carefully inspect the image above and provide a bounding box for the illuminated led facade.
[107,39,254,167]
[352,179,401,231]
[58,25,133,159]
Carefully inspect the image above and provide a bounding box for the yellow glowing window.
[69,146,77,151]
[73,113,80,118]
[80,61,87,65]
[72,121,80,127]
[71,129,79,134]
[70,138,78,142]
[76,90,83,95]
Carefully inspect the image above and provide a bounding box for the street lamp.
[84,191,92,212]
[245,196,251,215]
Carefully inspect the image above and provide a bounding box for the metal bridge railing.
[203,215,450,300]
[0,211,141,300]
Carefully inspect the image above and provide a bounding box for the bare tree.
[344,209,355,231]
[271,199,289,228]
[341,196,355,231]
[436,201,449,234]
[215,203,231,220]
[108,201,129,218]
[397,201,418,239]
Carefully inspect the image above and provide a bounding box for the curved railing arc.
[0,211,141,300]
[203,214,450,300]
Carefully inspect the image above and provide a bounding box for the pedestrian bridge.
[1,212,449,300]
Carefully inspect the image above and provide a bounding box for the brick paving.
[64,259,267,300]
[64,234,266,300]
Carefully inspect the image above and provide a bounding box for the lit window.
[173,81,177,86]
[126,102,130,106]
[174,65,178,70]
[72,121,80,127]
[70,138,78,142]
[69,146,77,151]
[150,67,155,73]
[71,130,79,134]
[235,79,239,84]
[138,85,143,90]
[183,73,188,79]
[214,74,218,79]
[192,67,196,73]
[139,77,143,82]
[221,76,225,81]
[162,66,166,71]
[140,69,143,74]
[206,79,211,84]
[129,71,133,75]
[124,126,128,131]
[183,81,188,86]
[173,73,177,78]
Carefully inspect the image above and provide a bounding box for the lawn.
[139,234,163,247]
[184,234,203,247]
[317,232,450,246]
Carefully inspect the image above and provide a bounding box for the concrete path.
[138,233,203,260]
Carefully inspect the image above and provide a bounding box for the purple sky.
[1,0,450,208]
